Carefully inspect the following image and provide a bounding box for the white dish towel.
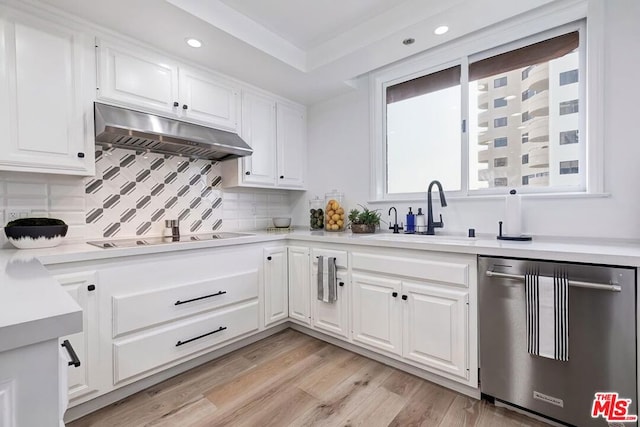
[525,270,569,361]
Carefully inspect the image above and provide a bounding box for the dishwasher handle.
[485,270,622,292]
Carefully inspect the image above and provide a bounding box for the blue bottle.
[406,207,415,233]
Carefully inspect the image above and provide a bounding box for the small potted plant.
[348,205,381,234]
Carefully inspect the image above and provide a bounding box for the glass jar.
[309,196,324,230]
[324,190,346,232]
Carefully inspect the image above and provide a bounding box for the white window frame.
[369,0,604,202]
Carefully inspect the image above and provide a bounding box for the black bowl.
[4,225,68,249]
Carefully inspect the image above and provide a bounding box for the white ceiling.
[218,0,409,50]
[33,0,557,105]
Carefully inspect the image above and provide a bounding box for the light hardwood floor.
[68,329,550,427]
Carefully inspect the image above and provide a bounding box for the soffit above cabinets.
[34,0,557,105]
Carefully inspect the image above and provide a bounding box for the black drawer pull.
[77,152,85,158]
[392,292,398,298]
[61,340,81,367]
[267,256,272,261]
[173,101,179,107]
[176,326,227,347]
[175,290,227,306]
[88,284,96,292]
[339,281,345,287]
[402,295,408,300]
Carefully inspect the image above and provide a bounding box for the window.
[560,69,579,85]
[386,65,462,193]
[560,130,579,145]
[494,97,507,108]
[494,177,508,186]
[522,89,536,101]
[494,76,507,88]
[494,137,508,147]
[494,157,508,167]
[375,24,587,199]
[494,117,508,128]
[560,160,579,174]
[560,99,579,115]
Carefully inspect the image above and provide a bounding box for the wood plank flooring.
[68,329,550,427]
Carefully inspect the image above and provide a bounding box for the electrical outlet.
[6,210,30,222]
[250,204,257,216]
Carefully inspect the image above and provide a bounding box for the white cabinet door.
[402,281,469,379]
[312,270,349,339]
[56,271,99,401]
[241,90,277,186]
[276,102,306,189]
[352,273,402,356]
[288,246,310,325]
[264,247,288,326]
[0,12,93,175]
[179,67,239,131]
[97,38,179,114]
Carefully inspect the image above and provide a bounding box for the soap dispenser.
[406,207,415,233]
[416,208,426,234]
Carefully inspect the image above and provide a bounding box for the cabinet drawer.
[312,248,348,269]
[352,252,469,287]
[113,301,258,384]
[112,269,258,337]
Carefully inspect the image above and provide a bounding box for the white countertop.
[3,229,640,353]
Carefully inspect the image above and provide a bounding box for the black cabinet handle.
[339,281,345,287]
[182,104,188,110]
[245,171,251,175]
[88,284,96,292]
[267,256,272,261]
[77,152,85,158]
[392,292,398,298]
[175,290,227,306]
[402,295,408,300]
[176,326,226,347]
[61,340,81,367]
[173,101,179,107]
[279,175,284,179]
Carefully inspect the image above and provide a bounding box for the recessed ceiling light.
[186,38,202,48]
[402,38,415,46]
[434,26,449,35]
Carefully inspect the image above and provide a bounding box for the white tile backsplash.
[0,154,296,245]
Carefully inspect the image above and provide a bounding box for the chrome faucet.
[426,180,447,235]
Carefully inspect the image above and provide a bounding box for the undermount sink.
[360,233,475,244]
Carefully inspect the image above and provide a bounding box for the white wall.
[296,0,640,240]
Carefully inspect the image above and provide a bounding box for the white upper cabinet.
[222,92,306,190]
[96,39,239,132]
[96,39,179,114]
[178,67,239,131]
[276,102,306,188]
[240,91,277,186]
[0,10,94,175]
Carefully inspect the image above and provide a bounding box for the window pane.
[494,137,508,147]
[559,160,579,174]
[494,97,507,108]
[387,66,461,193]
[468,31,581,190]
[560,130,579,145]
[559,69,579,85]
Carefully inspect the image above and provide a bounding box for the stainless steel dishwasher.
[479,256,637,427]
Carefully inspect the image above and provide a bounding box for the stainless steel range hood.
[94,102,252,161]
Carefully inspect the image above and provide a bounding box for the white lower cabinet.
[311,249,349,339]
[264,247,289,327]
[351,273,402,355]
[113,301,258,383]
[288,246,311,325]
[55,271,100,402]
[402,281,468,379]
